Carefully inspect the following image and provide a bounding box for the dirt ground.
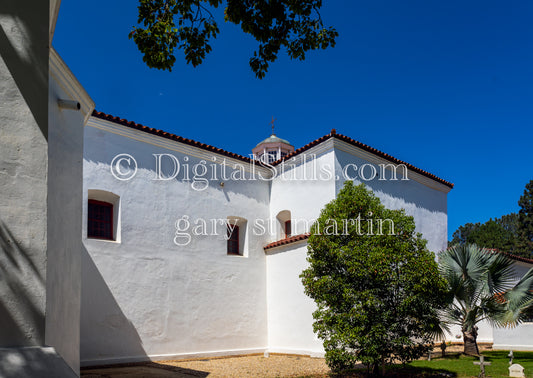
[81,344,493,377]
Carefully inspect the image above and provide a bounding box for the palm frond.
[484,251,517,295]
[500,268,533,325]
[439,244,533,332]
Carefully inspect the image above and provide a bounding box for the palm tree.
[439,244,533,355]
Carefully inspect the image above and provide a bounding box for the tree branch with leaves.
[130,0,338,78]
[301,181,447,374]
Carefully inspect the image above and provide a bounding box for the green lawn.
[300,351,533,377]
[396,350,533,377]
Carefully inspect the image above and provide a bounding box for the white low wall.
[493,324,533,351]
[266,241,324,356]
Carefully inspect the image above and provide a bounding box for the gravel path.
[81,354,332,378]
[81,344,492,377]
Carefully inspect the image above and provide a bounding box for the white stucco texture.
[81,118,459,362]
[82,122,271,364]
[46,70,86,372]
[266,242,324,356]
[334,146,449,253]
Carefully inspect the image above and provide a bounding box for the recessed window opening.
[276,210,292,240]
[227,224,240,255]
[226,216,248,256]
[88,200,113,240]
[284,220,291,238]
[87,189,120,242]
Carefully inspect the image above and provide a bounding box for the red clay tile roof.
[91,111,453,188]
[273,128,454,189]
[264,234,310,250]
[486,248,533,264]
[92,110,255,164]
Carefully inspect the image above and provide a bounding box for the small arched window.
[276,210,291,239]
[87,189,120,242]
[226,216,247,256]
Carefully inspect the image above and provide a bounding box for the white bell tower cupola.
[252,117,294,163]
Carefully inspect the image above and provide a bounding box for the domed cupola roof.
[255,134,292,148]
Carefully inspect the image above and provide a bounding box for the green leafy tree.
[500,213,520,236]
[439,244,533,355]
[450,222,478,246]
[449,214,520,256]
[301,181,447,374]
[517,180,533,257]
[470,219,515,253]
[130,0,338,78]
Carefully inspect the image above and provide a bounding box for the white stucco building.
[80,110,458,365]
[79,111,533,367]
[1,2,532,376]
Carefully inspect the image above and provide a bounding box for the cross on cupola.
[271,116,276,135]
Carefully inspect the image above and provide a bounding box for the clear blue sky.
[54,0,533,242]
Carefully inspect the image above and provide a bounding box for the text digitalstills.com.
[110,152,409,190]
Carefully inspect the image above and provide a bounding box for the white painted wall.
[333,143,450,254]
[81,125,455,362]
[0,1,48,351]
[266,242,324,356]
[46,49,94,373]
[270,141,337,239]
[0,2,88,375]
[493,324,533,351]
[81,119,272,365]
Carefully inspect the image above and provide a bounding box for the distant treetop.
[449,179,533,259]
